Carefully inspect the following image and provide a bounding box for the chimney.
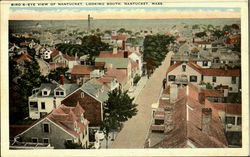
[198,92,205,104]
[53,97,56,109]
[122,40,126,50]
[193,38,195,43]
[186,85,189,96]
[201,108,212,135]
[113,46,118,54]
[124,51,128,58]
[170,84,178,103]
[60,75,64,85]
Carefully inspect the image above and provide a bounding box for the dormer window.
[42,89,50,96]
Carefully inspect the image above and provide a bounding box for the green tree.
[195,31,207,38]
[101,88,138,148]
[143,34,175,73]
[104,30,112,35]
[212,29,224,39]
[47,67,69,82]
[117,28,126,34]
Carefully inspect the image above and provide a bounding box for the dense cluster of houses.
[146,24,242,148]
[9,30,146,149]
[9,23,241,149]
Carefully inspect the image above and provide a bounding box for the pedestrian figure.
[163,78,167,89]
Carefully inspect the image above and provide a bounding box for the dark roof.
[30,83,80,98]
[152,86,228,148]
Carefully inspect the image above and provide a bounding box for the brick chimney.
[124,51,128,58]
[60,75,64,85]
[201,108,212,135]
[122,40,126,50]
[53,97,56,109]
[170,84,178,103]
[198,92,205,104]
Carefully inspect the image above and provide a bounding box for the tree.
[212,29,224,39]
[143,34,175,73]
[101,88,138,148]
[195,31,207,38]
[47,67,69,82]
[117,28,126,34]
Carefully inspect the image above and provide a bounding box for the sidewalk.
[128,76,148,102]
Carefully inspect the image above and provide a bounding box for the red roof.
[97,77,114,83]
[166,62,182,73]
[202,69,240,76]
[152,86,228,148]
[47,104,88,138]
[111,35,127,40]
[50,49,59,58]
[14,53,33,63]
[201,89,224,97]
[167,62,240,77]
[99,51,132,58]
[195,41,211,44]
[166,61,203,74]
[63,54,77,61]
[71,65,95,75]
[105,66,127,83]
[211,103,241,115]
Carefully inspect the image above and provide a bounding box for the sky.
[9,7,241,20]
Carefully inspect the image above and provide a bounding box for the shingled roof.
[151,86,228,148]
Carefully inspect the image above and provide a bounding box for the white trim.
[15,117,76,139]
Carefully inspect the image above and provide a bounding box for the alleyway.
[111,51,173,148]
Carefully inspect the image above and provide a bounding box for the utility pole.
[88,14,93,34]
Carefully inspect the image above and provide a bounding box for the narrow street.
[111,51,173,148]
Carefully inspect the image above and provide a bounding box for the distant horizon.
[9,7,241,20]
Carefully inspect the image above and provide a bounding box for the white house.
[166,61,202,86]
[202,69,240,93]
[28,80,80,119]
[166,61,240,93]
[52,51,80,69]
[43,49,53,60]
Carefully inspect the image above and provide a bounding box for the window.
[81,92,84,98]
[237,117,241,125]
[43,123,50,133]
[60,91,64,96]
[190,75,197,82]
[232,76,237,84]
[202,61,208,66]
[182,65,186,72]
[155,119,164,125]
[30,102,38,111]
[41,102,45,109]
[43,91,48,95]
[66,139,73,143]
[226,116,235,125]
[201,75,204,81]
[56,91,60,96]
[43,138,49,144]
[32,138,38,143]
[212,76,216,83]
[168,75,175,81]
